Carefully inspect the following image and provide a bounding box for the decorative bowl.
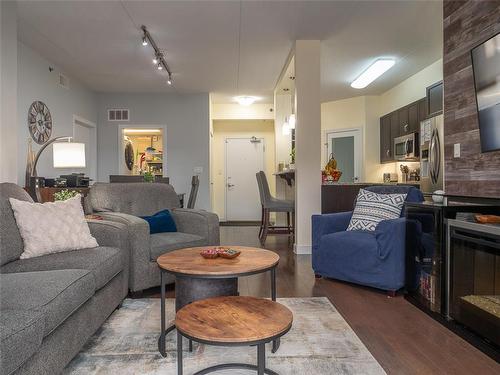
[218,249,241,259]
[329,170,342,182]
[200,249,219,259]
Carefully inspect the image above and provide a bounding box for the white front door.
[225,138,265,221]
[326,129,362,183]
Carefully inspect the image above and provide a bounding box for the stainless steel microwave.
[394,133,418,160]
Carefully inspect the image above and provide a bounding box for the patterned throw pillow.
[347,189,407,231]
[9,195,98,259]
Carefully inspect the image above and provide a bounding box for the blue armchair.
[312,186,424,293]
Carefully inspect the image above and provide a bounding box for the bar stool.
[256,171,294,244]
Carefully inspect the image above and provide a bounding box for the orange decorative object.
[474,215,500,224]
[322,153,342,183]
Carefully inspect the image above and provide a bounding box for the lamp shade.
[53,142,86,168]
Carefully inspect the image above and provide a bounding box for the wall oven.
[447,219,500,351]
[394,133,418,160]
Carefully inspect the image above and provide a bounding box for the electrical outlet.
[194,167,203,175]
[454,143,460,158]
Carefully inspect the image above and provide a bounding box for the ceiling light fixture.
[351,59,395,89]
[235,96,257,106]
[141,25,173,86]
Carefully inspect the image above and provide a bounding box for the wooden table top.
[175,296,293,344]
[156,246,279,276]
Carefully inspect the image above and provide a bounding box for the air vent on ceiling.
[108,109,129,122]
[58,74,69,89]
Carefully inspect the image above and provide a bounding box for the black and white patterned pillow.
[347,189,407,231]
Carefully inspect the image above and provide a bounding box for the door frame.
[324,127,363,183]
[224,137,265,222]
[72,115,97,181]
[117,124,167,176]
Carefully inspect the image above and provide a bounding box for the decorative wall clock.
[28,101,52,144]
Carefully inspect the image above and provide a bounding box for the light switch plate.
[454,143,460,158]
[194,167,203,175]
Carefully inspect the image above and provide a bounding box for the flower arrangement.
[53,189,80,201]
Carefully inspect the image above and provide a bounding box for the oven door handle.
[451,229,500,250]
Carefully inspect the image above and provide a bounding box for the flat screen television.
[471,32,500,153]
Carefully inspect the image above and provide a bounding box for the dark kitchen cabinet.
[380,115,392,163]
[408,102,419,134]
[398,106,409,135]
[418,98,428,122]
[427,81,443,117]
[390,111,399,139]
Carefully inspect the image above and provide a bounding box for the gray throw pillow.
[347,189,407,231]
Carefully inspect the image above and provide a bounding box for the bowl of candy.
[218,248,241,259]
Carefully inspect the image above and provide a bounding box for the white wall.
[97,93,211,210]
[0,1,18,183]
[380,59,443,115]
[16,42,98,185]
[211,119,275,220]
[212,103,274,120]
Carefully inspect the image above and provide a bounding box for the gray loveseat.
[86,182,220,292]
[0,183,129,375]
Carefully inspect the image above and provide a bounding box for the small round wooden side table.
[175,296,293,375]
[157,246,280,357]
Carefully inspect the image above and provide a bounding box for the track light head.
[167,76,172,85]
[157,63,163,70]
[142,36,148,46]
[152,56,158,64]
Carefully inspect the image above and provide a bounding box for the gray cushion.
[0,309,45,375]
[0,247,123,290]
[0,183,33,266]
[89,182,180,216]
[150,232,206,260]
[0,270,94,337]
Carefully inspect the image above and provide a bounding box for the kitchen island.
[321,182,420,214]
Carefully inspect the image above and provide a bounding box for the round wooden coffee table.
[157,246,280,357]
[175,296,293,375]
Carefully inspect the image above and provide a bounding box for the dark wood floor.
[146,226,500,374]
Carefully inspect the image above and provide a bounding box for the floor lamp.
[27,136,86,202]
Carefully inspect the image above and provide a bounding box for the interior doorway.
[117,125,167,177]
[225,137,265,221]
[73,115,96,181]
[326,128,362,183]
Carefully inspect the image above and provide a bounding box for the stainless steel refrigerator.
[420,114,444,194]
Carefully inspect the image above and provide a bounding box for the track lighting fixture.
[140,25,173,86]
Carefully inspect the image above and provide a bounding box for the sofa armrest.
[312,211,353,253]
[87,219,128,250]
[171,208,220,245]
[375,217,406,260]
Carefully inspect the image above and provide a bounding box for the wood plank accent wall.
[443,0,500,198]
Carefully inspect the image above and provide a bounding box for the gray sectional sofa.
[0,181,220,374]
[86,182,220,291]
[0,183,129,375]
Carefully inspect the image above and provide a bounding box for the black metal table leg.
[257,343,265,375]
[177,330,183,375]
[271,267,280,353]
[159,270,166,357]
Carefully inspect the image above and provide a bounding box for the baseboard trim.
[293,244,311,254]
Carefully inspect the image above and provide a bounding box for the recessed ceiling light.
[235,96,258,106]
[351,59,395,89]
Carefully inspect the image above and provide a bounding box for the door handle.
[227,183,235,188]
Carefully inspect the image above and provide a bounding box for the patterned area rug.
[64,297,386,374]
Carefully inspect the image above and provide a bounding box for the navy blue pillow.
[140,210,177,234]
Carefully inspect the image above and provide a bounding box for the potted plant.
[53,189,80,201]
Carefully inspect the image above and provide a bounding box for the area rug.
[64,297,386,374]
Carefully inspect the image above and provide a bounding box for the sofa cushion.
[0,246,123,291]
[0,183,33,266]
[0,270,94,337]
[150,232,206,260]
[0,309,45,375]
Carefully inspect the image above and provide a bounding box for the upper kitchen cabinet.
[380,115,392,163]
[398,106,409,135]
[426,81,443,117]
[418,97,428,121]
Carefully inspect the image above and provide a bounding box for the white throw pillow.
[9,195,98,259]
[347,189,407,231]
